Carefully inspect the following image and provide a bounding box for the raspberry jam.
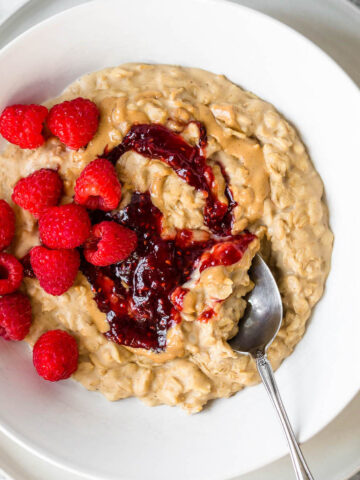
[82,193,255,351]
[81,122,256,351]
[20,253,35,278]
[104,123,236,235]
[198,308,215,323]
[199,241,253,273]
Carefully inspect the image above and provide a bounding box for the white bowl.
[0,1,359,479]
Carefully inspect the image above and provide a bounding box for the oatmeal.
[0,64,333,412]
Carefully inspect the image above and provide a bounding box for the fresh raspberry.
[30,246,80,296]
[74,158,121,211]
[0,292,32,341]
[12,168,63,218]
[0,200,15,251]
[0,252,23,295]
[0,104,48,149]
[47,97,99,150]
[33,330,78,381]
[39,204,91,249]
[84,221,137,266]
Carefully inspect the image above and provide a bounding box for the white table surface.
[0,1,359,479]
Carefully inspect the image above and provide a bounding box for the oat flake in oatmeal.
[0,64,333,413]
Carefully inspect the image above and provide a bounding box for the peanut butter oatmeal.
[0,64,333,413]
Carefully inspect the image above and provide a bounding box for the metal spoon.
[229,254,314,480]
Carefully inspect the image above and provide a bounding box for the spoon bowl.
[229,254,282,355]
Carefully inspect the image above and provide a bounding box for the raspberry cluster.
[0,97,99,150]
[0,96,137,382]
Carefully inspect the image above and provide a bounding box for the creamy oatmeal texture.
[0,64,333,413]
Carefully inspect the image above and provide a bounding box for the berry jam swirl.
[81,123,256,351]
[104,122,236,235]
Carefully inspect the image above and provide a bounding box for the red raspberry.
[39,204,91,249]
[0,292,32,341]
[84,221,137,266]
[0,200,15,251]
[12,168,63,218]
[0,104,48,149]
[47,97,99,150]
[74,158,121,211]
[33,330,78,381]
[0,252,23,295]
[30,246,80,296]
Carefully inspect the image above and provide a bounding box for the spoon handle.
[256,353,314,480]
